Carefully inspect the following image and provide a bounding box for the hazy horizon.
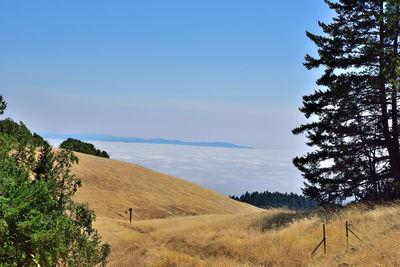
[48,139,304,196]
[39,132,254,149]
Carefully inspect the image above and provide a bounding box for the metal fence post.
[346,221,349,252]
[311,224,327,257]
[345,220,363,252]
[323,224,326,255]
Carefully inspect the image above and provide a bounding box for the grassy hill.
[71,152,260,220]
[70,152,400,266]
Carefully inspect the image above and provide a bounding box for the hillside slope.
[68,152,400,266]
[71,152,260,220]
[104,203,400,266]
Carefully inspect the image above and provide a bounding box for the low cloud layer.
[48,139,304,196]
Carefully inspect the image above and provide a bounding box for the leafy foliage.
[60,138,110,159]
[0,118,46,147]
[230,190,317,210]
[0,95,110,266]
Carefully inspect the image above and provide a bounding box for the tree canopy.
[294,0,400,204]
[0,95,110,266]
[60,138,110,159]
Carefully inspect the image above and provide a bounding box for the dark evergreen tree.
[293,0,400,204]
[230,190,317,210]
[0,94,6,115]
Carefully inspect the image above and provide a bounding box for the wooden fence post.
[129,208,133,225]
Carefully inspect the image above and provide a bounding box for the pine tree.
[293,0,400,204]
[0,95,6,115]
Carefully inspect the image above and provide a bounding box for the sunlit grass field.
[71,152,400,266]
[98,204,400,266]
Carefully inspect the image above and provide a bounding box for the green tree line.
[230,190,317,210]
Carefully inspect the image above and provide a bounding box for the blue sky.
[0,0,332,149]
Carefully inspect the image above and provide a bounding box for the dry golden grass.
[100,204,400,266]
[70,152,400,266]
[71,152,260,220]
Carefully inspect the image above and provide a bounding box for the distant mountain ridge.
[40,133,253,149]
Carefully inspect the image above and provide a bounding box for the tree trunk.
[379,0,400,182]
[391,1,400,182]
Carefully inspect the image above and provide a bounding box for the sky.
[0,0,333,150]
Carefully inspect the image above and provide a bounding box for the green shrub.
[0,94,110,266]
[60,138,110,158]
